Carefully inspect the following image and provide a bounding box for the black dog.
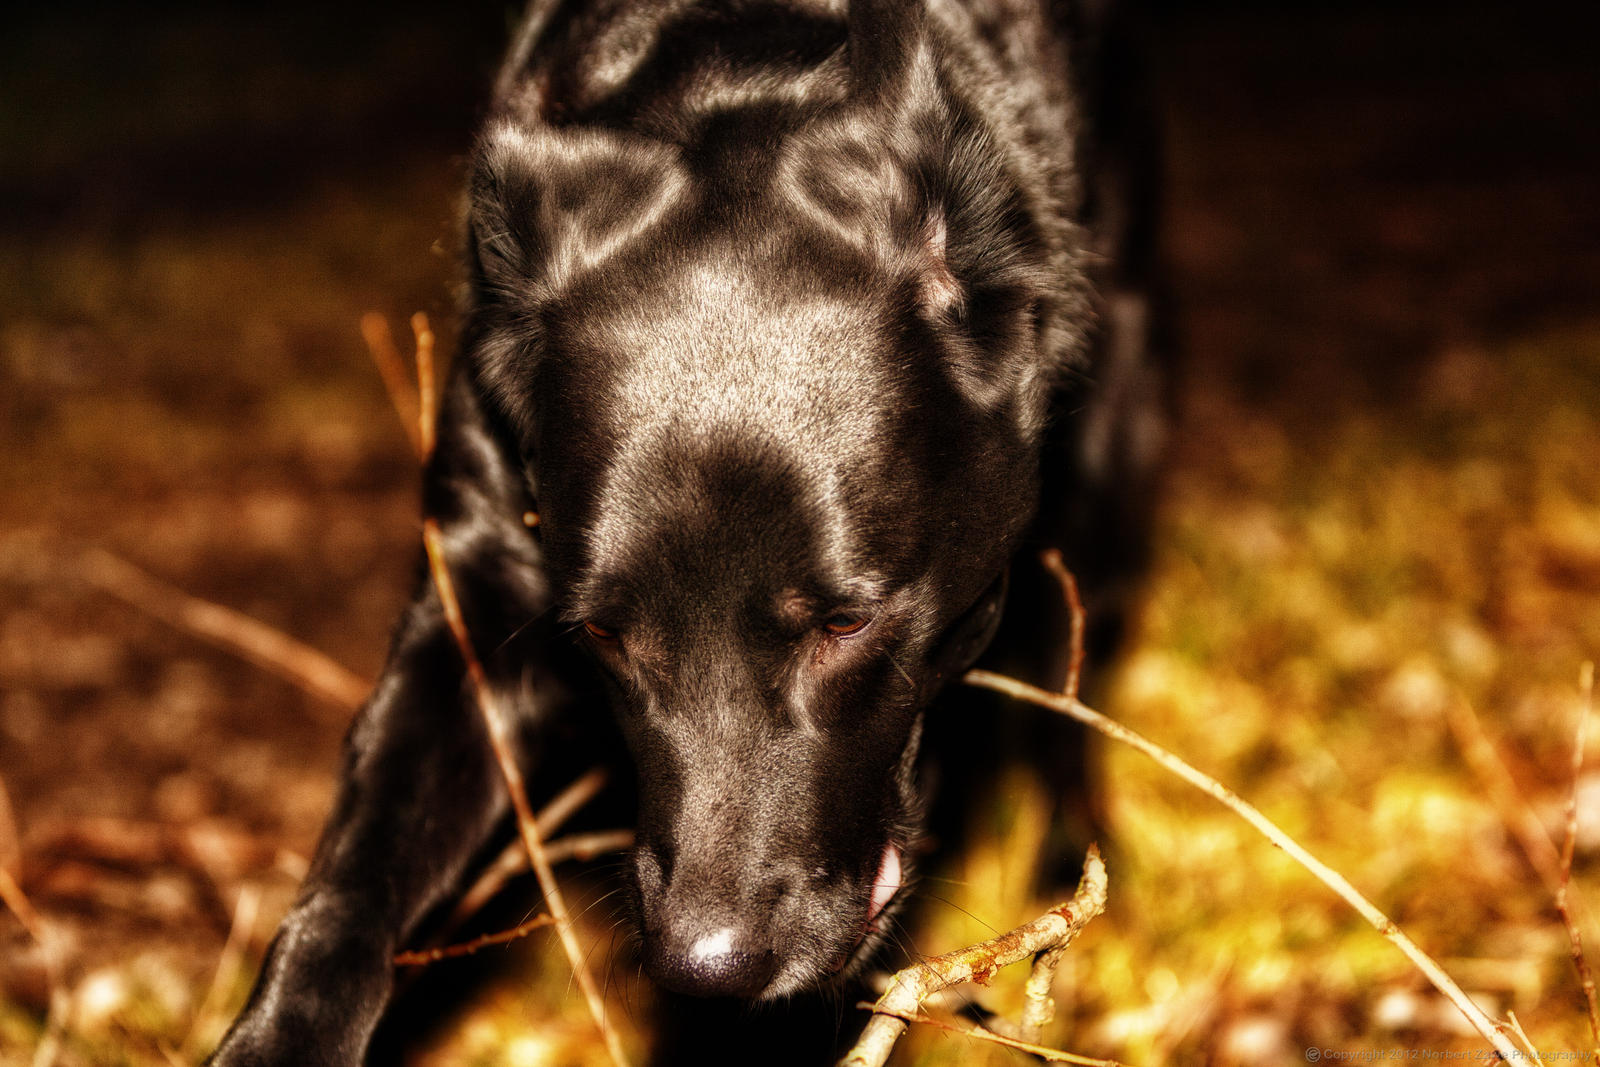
[212,0,1164,1061]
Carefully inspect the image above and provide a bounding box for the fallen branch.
[370,311,625,1054]
[852,1004,1120,1066]
[423,520,630,1067]
[841,845,1108,1067]
[1011,938,1073,1046]
[1453,680,1600,1042]
[413,771,628,967]
[81,548,370,715]
[962,668,1521,1060]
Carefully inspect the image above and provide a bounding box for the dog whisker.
[493,604,558,655]
[914,891,999,937]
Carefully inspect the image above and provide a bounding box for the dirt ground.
[2,2,1597,1064]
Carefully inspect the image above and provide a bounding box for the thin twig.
[396,913,558,966]
[852,1003,1121,1065]
[963,668,1521,1061]
[1559,661,1600,1051]
[0,773,20,884]
[82,548,369,714]
[1445,695,1566,897]
[450,769,613,927]
[447,829,633,940]
[0,783,66,1067]
[534,767,609,834]
[1040,549,1086,701]
[360,312,424,458]
[184,885,261,1056]
[540,829,634,866]
[0,772,38,942]
[16,907,63,1067]
[412,312,437,463]
[422,520,629,1067]
[0,866,41,943]
[1019,550,1088,1045]
[1506,1010,1541,1059]
[31,981,67,1067]
[842,846,1107,1067]
[393,830,629,985]
[1437,692,1600,1050]
[379,312,622,1055]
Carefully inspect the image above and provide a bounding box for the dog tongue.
[865,843,902,927]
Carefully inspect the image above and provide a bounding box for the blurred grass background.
[1,1,1597,1064]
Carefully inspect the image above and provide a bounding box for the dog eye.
[583,620,619,641]
[822,613,869,637]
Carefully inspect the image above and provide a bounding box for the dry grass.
[3,7,1599,1065]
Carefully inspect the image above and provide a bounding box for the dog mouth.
[865,842,903,929]
[827,841,904,977]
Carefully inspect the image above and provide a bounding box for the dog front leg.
[207,592,543,1065]
[205,359,592,1064]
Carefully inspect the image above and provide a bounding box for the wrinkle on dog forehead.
[578,259,904,582]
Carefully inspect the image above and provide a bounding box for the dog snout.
[644,920,780,998]
[634,842,791,997]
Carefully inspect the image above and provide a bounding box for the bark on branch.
[962,666,1522,1061]
[840,846,1108,1067]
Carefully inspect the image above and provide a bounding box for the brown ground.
[2,2,1597,1064]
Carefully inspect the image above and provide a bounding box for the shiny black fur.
[211,0,1164,1062]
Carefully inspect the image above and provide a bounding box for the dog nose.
[645,925,779,998]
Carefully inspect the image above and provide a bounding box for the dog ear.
[839,0,1047,316]
[910,126,1054,416]
[463,122,686,434]
[468,121,686,300]
[835,2,1055,414]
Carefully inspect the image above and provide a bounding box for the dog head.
[461,3,1077,1000]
